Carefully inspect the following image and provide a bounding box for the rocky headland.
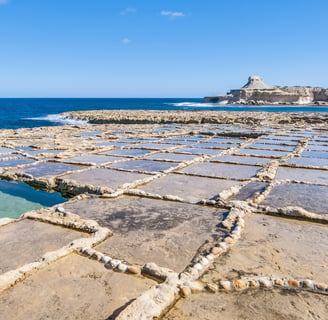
[204,76,328,105]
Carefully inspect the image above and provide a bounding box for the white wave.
[165,102,220,107]
[24,114,89,125]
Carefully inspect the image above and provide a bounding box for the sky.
[0,0,327,98]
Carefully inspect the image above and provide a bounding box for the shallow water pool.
[0,180,67,219]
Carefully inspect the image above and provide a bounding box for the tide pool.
[0,180,67,219]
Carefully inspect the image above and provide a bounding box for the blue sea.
[0,98,328,130]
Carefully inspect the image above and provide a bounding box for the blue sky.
[0,0,327,97]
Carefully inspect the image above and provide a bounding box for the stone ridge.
[204,75,328,105]
[62,110,328,126]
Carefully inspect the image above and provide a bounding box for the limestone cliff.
[204,76,328,105]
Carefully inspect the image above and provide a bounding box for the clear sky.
[1,0,327,98]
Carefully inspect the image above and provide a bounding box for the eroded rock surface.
[204,75,328,105]
[0,112,327,319]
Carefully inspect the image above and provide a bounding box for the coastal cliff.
[204,76,328,105]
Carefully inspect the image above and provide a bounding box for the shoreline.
[0,114,327,319]
[62,110,328,126]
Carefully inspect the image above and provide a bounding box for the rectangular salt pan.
[181,163,260,180]
[18,163,82,178]
[109,159,178,173]
[261,184,328,215]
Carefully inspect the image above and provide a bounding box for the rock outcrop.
[204,76,328,105]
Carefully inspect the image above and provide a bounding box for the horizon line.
[0,97,202,99]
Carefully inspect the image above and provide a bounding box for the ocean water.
[0,180,67,219]
[0,98,327,130]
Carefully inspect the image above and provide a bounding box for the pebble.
[56,207,65,213]
[189,281,204,293]
[100,256,112,264]
[248,280,258,287]
[211,247,222,255]
[117,263,128,273]
[127,266,141,275]
[206,283,219,293]
[188,268,199,278]
[219,242,228,251]
[81,247,90,255]
[200,257,209,266]
[224,237,235,245]
[206,253,215,262]
[259,278,273,288]
[274,279,285,287]
[193,263,203,271]
[180,287,191,298]
[233,279,247,290]
[219,280,232,291]
[302,279,314,289]
[91,252,103,261]
[105,259,121,270]
[316,283,327,291]
[288,279,300,288]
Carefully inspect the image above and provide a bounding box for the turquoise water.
[0,180,67,219]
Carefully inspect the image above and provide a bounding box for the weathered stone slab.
[163,290,328,320]
[301,150,328,159]
[306,144,328,152]
[63,196,225,271]
[105,148,152,157]
[180,163,259,180]
[62,168,151,189]
[64,154,121,165]
[211,155,270,166]
[134,143,179,150]
[233,181,268,201]
[17,163,82,178]
[0,159,35,168]
[275,168,328,185]
[0,254,155,320]
[261,183,328,214]
[201,214,328,283]
[175,147,220,156]
[140,173,239,203]
[255,138,299,146]
[145,152,198,162]
[236,148,290,158]
[0,219,87,274]
[0,148,15,154]
[109,159,179,173]
[286,156,328,168]
[248,143,295,151]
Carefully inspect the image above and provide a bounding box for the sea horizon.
[1,97,328,130]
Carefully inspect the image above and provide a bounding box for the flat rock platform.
[0,110,327,319]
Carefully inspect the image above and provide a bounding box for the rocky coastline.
[0,111,327,319]
[204,76,328,105]
[62,109,328,126]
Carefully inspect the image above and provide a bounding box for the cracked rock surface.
[0,111,327,319]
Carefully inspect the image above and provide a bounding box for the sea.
[0,98,327,130]
[0,98,327,218]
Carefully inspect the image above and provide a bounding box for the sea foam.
[24,114,89,125]
[165,102,220,108]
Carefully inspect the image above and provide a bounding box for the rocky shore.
[63,109,328,126]
[0,111,327,319]
[204,76,328,105]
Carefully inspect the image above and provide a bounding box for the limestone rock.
[204,76,328,105]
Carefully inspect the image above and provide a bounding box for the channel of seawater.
[0,180,67,219]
